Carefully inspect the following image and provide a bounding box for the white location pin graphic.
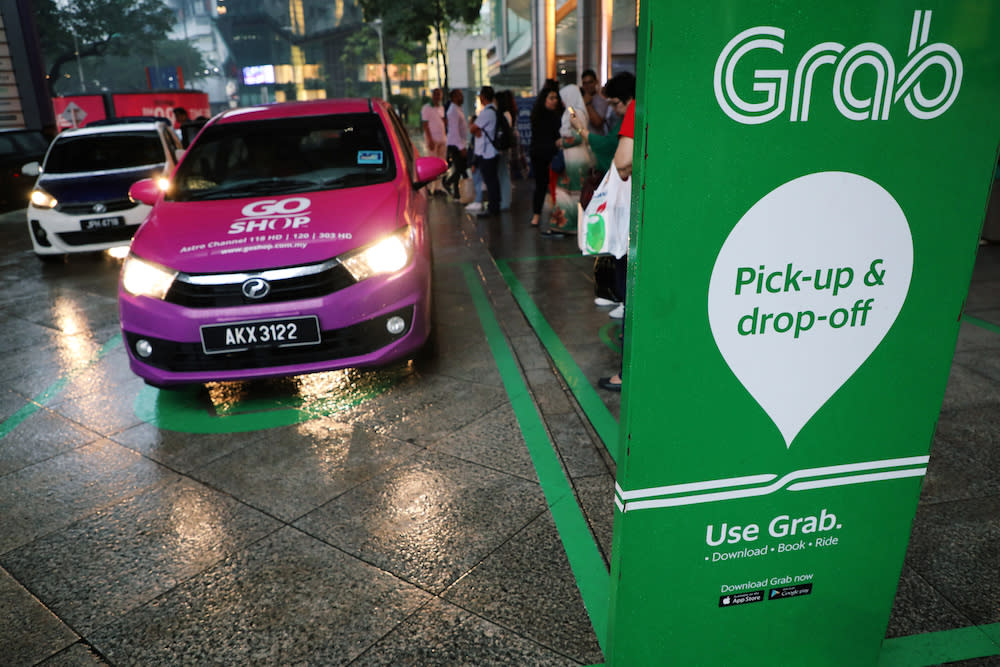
[708,171,913,448]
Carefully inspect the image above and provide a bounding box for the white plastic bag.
[578,167,630,258]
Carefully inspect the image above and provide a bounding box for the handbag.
[550,149,565,173]
[579,168,603,208]
[577,167,630,258]
[458,177,476,204]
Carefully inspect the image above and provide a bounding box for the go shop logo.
[714,10,962,125]
[228,197,312,234]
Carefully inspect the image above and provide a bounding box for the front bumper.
[28,203,149,255]
[119,259,431,385]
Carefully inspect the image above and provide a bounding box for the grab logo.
[714,10,962,124]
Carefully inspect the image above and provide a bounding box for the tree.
[33,0,183,95]
[358,0,481,91]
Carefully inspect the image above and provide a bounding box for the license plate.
[200,316,321,354]
[80,216,125,230]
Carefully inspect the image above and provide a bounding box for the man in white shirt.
[443,89,468,199]
[420,88,447,193]
[469,86,500,217]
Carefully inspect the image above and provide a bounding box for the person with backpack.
[469,86,502,217]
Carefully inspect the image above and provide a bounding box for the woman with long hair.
[528,83,563,228]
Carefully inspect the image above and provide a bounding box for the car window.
[385,109,414,176]
[43,131,165,173]
[168,112,396,202]
[0,131,48,158]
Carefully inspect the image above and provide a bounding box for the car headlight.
[121,254,177,299]
[29,188,57,209]
[340,227,414,281]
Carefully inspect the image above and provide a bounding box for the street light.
[372,18,388,100]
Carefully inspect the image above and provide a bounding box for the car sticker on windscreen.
[357,150,383,165]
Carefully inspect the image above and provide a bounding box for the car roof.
[212,98,383,125]
[57,123,164,139]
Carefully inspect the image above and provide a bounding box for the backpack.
[486,107,514,151]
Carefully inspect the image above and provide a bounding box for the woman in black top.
[529,83,564,227]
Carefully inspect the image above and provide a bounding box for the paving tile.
[342,372,508,447]
[442,511,604,664]
[0,439,177,555]
[0,567,77,666]
[89,527,432,665]
[45,376,148,438]
[193,420,423,522]
[0,405,101,477]
[2,478,281,635]
[903,496,1000,626]
[545,410,613,479]
[886,565,976,638]
[429,403,538,483]
[109,421,264,474]
[352,597,579,666]
[36,642,110,666]
[572,475,616,564]
[295,449,547,594]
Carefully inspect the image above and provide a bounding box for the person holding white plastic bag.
[595,98,636,392]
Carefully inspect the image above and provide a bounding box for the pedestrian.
[597,96,636,393]
[496,90,517,211]
[421,88,447,194]
[469,86,501,217]
[580,69,610,135]
[571,72,636,315]
[529,83,563,229]
[443,88,468,199]
[546,83,594,234]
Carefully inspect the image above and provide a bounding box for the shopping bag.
[578,167,630,257]
[458,177,476,204]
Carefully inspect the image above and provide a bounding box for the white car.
[23,121,184,260]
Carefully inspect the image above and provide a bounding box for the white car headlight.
[122,254,177,299]
[340,227,414,281]
[30,188,57,209]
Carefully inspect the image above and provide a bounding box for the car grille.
[58,198,138,214]
[123,306,413,372]
[56,224,141,246]
[166,261,357,308]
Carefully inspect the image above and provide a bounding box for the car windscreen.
[167,112,396,202]
[43,132,165,174]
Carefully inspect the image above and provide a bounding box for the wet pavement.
[0,174,998,665]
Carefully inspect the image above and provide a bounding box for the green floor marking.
[496,259,619,462]
[599,321,623,354]
[0,334,122,440]
[135,366,406,434]
[462,262,609,653]
[879,623,1000,666]
[963,313,1000,336]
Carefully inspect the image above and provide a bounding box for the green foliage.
[32,0,203,94]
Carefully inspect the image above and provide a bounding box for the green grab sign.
[608,2,1000,666]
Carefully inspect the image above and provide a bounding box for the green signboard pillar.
[608,2,1000,665]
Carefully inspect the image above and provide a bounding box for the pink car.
[119,98,447,387]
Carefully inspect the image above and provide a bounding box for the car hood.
[130,182,407,273]
[38,166,165,204]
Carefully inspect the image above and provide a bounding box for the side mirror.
[129,178,160,206]
[413,156,448,190]
[22,161,40,177]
